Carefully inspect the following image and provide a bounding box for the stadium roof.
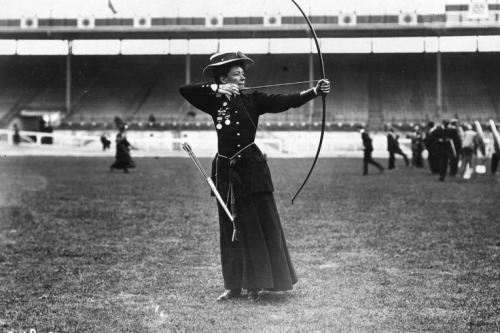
[0,0,446,18]
[1,0,499,53]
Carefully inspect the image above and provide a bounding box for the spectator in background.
[148,114,156,127]
[359,126,384,175]
[431,119,456,181]
[407,125,424,168]
[12,124,21,145]
[110,125,137,173]
[41,120,53,144]
[487,122,500,175]
[114,115,124,128]
[491,149,499,175]
[461,124,478,177]
[387,127,409,170]
[100,132,111,151]
[424,121,439,174]
[448,119,463,177]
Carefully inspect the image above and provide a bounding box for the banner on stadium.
[468,0,489,20]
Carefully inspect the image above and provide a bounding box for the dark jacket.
[424,126,438,152]
[387,132,400,151]
[361,131,374,151]
[431,125,455,157]
[179,82,316,198]
[447,125,462,155]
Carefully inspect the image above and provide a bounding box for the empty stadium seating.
[1,53,500,130]
[440,54,498,122]
[0,56,67,124]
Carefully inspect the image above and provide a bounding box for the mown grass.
[0,156,499,332]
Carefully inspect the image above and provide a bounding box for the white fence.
[0,129,412,158]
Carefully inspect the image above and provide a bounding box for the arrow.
[240,80,318,91]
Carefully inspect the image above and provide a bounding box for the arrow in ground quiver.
[474,120,486,156]
[181,143,238,241]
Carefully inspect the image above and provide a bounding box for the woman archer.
[179,51,330,302]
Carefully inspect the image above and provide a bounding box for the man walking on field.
[387,127,409,170]
[360,126,384,175]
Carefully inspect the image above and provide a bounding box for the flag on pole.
[108,0,117,14]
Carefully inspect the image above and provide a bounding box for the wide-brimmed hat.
[203,51,254,77]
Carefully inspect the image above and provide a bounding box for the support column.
[436,52,442,118]
[183,53,192,119]
[185,53,191,84]
[65,41,72,116]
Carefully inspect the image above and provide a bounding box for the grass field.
[0,155,499,333]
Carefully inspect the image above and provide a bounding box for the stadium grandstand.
[1,0,500,155]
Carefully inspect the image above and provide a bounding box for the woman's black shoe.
[216,288,241,302]
[247,290,260,302]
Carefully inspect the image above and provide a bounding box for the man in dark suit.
[360,126,384,175]
[424,121,440,174]
[387,127,409,170]
[431,119,458,181]
[448,119,463,176]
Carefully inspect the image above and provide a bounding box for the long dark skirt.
[110,150,135,170]
[218,192,297,291]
